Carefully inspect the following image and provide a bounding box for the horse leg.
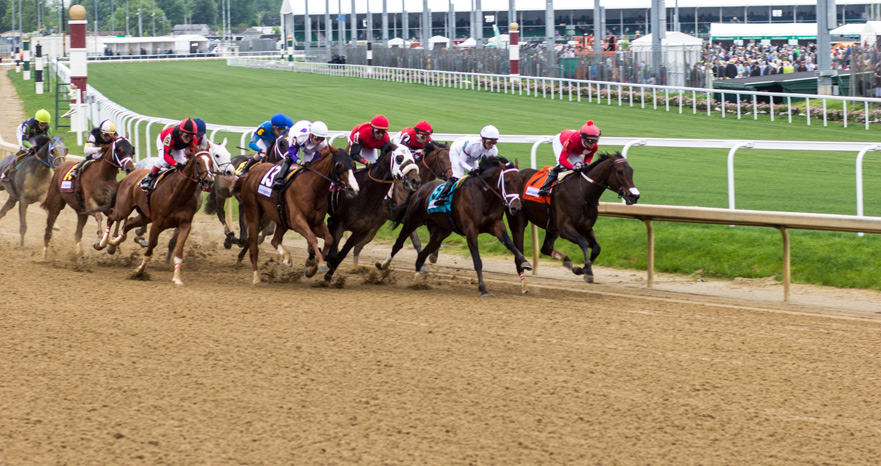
[541,231,572,270]
[134,223,162,277]
[246,210,262,285]
[465,234,490,298]
[42,195,65,259]
[170,222,192,286]
[112,213,149,247]
[0,195,16,221]
[269,226,291,266]
[324,228,372,281]
[165,228,180,264]
[17,201,29,247]
[570,234,595,283]
[134,224,147,246]
[217,198,236,249]
[507,215,532,294]
[492,222,533,293]
[414,227,451,277]
[73,213,89,264]
[258,221,274,245]
[377,210,425,271]
[586,229,601,264]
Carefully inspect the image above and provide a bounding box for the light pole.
[112,0,115,34]
[126,0,130,36]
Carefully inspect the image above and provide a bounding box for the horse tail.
[203,185,219,215]
[389,191,414,229]
[87,182,119,215]
[232,175,246,196]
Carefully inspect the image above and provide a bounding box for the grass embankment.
[13,62,881,289]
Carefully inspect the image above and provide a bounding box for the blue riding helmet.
[193,118,207,135]
[271,113,293,129]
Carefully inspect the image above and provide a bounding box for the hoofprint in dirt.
[3,203,881,465]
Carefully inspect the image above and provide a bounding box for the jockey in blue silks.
[240,113,293,175]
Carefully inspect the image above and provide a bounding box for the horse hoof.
[107,245,117,255]
[572,267,584,275]
[429,253,438,264]
[420,264,430,273]
[520,261,533,271]
[93,242,104,251]
[223,239,233,249]
[173,279,184,286]
[318,264,329,272]
[135,237,148,248]
[374,262,384,270]
[480,293,491,298]
[305,265,318,278]
[562,260,573,270]
[584,274,594,284]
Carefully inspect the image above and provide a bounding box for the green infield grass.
[11,61,881,290]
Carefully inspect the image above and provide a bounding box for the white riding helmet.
[310,121,329,138]
[480,125,500,140]
[100,119,116,135]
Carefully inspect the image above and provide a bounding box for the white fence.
[230,58,881,131]
[49,61,881,222]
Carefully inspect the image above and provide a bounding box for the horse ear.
[514,159,519,169]
[221,137,228,146]
[59,133,66,142]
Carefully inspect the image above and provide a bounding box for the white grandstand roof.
[282,0,873,16]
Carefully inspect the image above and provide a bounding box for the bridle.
[104,138,134,171]
[302,149,357,196]
[177,151,214,191]
[367,149,418,184]
[475,164,521,209]
[577,157,631,200]
[418,147,452,181]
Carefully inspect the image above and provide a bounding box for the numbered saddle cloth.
[426,177,467,215]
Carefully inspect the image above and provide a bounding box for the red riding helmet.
[178,118,198,135]
[415,120,433,135]
[370,115,389,130]
[580,120,601,140]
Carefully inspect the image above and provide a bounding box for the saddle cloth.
[523,166,577,204]
[257,165,302,202]
[426,176,467,214]
[60,160,95,192]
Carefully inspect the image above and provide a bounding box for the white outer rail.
[231,58,881,131]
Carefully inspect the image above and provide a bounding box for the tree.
[190,0,217,25]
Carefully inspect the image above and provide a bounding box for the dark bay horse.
[348,140,452,270]
[322,143,422,281]
[204,138,288,249]
[0,135,68,247]
[508,152,640,293]
[42,138,135,262]
[233,145,359,285]
[97,150,215,285]
[376,156,532,298]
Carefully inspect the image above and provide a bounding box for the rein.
[475,166,521,207]
[419,149,451,181]
[176,151,213,189]
[578,157,628,199]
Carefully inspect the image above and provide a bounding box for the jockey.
[140,118,199,191]
[2,109,54,182]
[70,119,118,178]
[435,124,500,202]
[347,114,390,166]
[241,113,294,174]
[193,118,208,149]
[16,109,54,153]
[274,120,329,191]
[393,120,433,155]
[538,120,601,196]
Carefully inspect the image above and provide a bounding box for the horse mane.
[584,151,621,172]
[424,140,449,153]
[477,155,512,173]
[33,135,51,150]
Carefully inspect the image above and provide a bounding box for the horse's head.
[187,150,216,192]
[599,152,640,205]
[109,137,136,174]
[422,141,453,181]
[390,145,421,192]
[267,136,290,164]
[330,146,360,198]
[479,156,522,216]
[49,136,68,167]
[208,137,233,175]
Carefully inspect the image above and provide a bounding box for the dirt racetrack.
[3,192,881,465]
[3,76,881,465]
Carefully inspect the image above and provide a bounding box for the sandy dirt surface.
[3,70,881,465]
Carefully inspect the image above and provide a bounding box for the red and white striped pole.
[509,22,520,83]
[69,5,88,141]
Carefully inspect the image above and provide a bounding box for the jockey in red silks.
[538,120,601,196]
[347,114,391,166]
[393,120,433,156]
[140,118,199,191]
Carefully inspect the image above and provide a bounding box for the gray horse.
[0,135,68,247]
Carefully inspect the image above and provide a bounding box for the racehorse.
[41,137,135,262]
[322,143,421,282]
[96,150,215,285]
[376,156,532,298]
[507,151,640,293]
[347,140,452,270]
[233,145,359,285]
[0,135,68,247]
[204,137,287,249]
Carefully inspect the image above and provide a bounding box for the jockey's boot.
[140,166,160,192]
[239,157,260,176]
[437,176,458,201]
[538,169,559,196]
[273,159,292,191]
[69,159,86,179]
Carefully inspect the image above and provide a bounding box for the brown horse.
[96,150,215,285]
[376,156,531,298]
[41,138,135,262]
[233,145,359,285]
[321,143,422,281]
[347,140,453,269]
[507,152,640,293]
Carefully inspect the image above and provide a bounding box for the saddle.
[523,167,577,204]
[256,165,304,231]
[143,167,176,194]
[426,177,470,236]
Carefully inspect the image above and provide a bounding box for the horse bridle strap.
[475,167,520,206]
[579,157,627,197]
[420,151,451,181]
